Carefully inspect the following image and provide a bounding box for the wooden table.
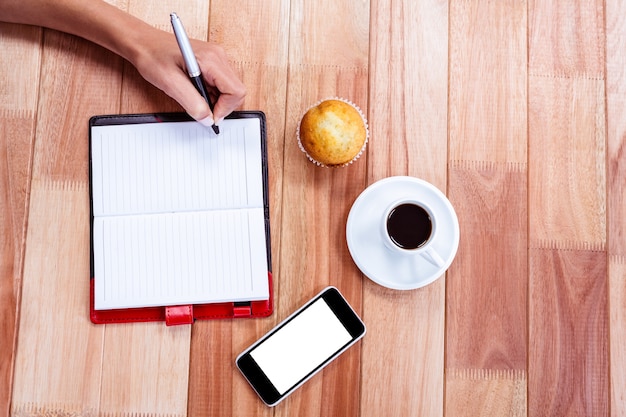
[1,1,624,416]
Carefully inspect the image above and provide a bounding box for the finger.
[196,52,245,122]
[212,90,245,124]
[162,66,214,123]
[204,71,246,123]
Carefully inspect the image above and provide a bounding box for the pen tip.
[212,124,220,135]
[170,12,178,19]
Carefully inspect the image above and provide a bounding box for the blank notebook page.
[91,118,269,310]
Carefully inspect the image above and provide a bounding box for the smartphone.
[236,286,366,406]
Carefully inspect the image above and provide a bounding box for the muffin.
[297,98,368,167]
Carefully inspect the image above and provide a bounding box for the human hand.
[131,27,246,127]
[1,1,245,125]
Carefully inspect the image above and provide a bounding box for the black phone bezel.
[236,287,365,406]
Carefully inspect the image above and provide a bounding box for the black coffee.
[386,203,432,249]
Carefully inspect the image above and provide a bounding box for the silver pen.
[170,12,219,134]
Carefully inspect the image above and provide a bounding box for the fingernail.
[198,115,214,127]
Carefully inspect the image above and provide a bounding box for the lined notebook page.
[91,118,269,310]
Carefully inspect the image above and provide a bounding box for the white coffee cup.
[381,198,445,268]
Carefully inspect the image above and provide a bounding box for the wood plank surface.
[11,180,103,416]
[363,1,448,416]
[528,1,608,416]
[528,248,608,415]
[528,0,605,78]
[0,22,41,417]
[448,0,527,165]
[10,28,121,416]
[445,1,528,415]
[275,1,368,415]
[446,164,527,417]
[1,0,622,416]
[610,261,626,416]
[528,76,606,247]
[607,0,626,415]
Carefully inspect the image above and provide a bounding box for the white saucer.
[346,176,460,290]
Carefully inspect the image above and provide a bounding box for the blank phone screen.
[249,298,352,394]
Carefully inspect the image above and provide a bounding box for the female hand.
[131,27,246,127]
[0,0,246,126]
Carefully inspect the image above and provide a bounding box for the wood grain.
[606,0,626,262]
[119,1,208,115]
[445,369,526,417]
[445,1,528,415]
[528,0,606,250]
[606,1,626,414]
[368,0,448,184]
[446,163,527,370]
[607,90,626,258]
[274,0,369,415]
[99,324,191,416]
[610,259,626,416]
[528,248,608,416]
[448,0,528,165]
[2,1,622,416]
[528,0,605,78]
[10,28,121,416]
[445,169,528,413]
[528,75,606,248]
[11,180,104,416]
[29,32,123,182]
[0,22,41,417]
[527,1,609,415]
[363,1,448,416]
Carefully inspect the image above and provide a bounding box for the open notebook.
[89,112,272,325]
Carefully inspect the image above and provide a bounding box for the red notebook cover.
[88,112,273,325]
[89,273,273,325]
